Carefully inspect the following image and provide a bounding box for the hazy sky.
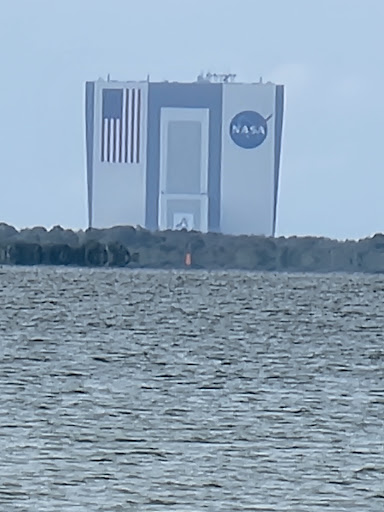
[0,0,383,239]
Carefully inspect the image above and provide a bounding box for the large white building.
[85,73,284,236]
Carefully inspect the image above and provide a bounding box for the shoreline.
[1,223,384,274]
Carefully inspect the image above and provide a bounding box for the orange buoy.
[185,252,192,267]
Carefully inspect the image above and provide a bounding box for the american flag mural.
[101,88,141,164]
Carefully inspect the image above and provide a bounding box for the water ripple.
[0,267,383,511]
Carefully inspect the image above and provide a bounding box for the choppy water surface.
[0,266,383,511]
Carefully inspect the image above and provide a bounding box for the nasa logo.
[230,111,272,149]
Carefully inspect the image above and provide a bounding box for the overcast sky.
[0,0,382,239]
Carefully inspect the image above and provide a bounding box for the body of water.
[0,267,383,511]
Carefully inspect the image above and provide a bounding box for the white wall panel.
[220,83,276,236]
[91,81,148,228]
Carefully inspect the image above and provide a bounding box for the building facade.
[85,74,284,236]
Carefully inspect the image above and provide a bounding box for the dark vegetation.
[1,223,384,273]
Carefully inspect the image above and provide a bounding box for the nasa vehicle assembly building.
[85,73,284,236]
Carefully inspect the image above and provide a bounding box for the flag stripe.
[133,89,138,164]
[101,118,105,162]
[109,119,114,163]
[115,119,120,164]
[132,88,136,163]
[129,88,133,163]
[101,87,141,164]
[103,118,108,162]
[121,89,127,163]
[126,88,131,164]
[111,118,115,163]
[136,89,141,164]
